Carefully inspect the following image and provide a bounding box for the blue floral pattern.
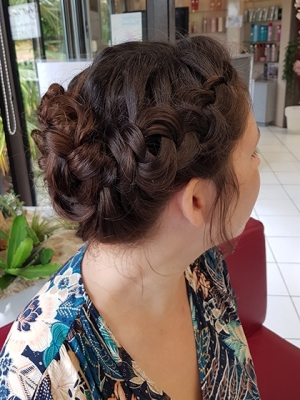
[0,246,260,399]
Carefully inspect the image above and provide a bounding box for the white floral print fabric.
[0,246,260,399]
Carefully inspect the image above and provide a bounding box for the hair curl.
[32,36,250,245]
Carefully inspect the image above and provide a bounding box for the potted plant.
[0,192,62,290]
[283,38,300,99]
[0,214,60,290]
[282,0,300,133]
[0,192,83,300]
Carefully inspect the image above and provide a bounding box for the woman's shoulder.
[0,246,88,399]
[0,340,91,399]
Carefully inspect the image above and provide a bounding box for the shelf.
[189,9,227,13]
[244,40,280,43]
[243,0,280,3]
[242,52,278,63]
[243,19,281,24]
[253,60,279,63]
[190,32,226,36]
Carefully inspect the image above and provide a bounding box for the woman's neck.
[82,239,189,321]
[81,197,209,322]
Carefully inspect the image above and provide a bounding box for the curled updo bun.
[32,37,250,244]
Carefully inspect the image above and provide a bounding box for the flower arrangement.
[296,0,300,20]
[282,1,300,103]
[294,59,300,76]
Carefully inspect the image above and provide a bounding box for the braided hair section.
[32,37,250,244]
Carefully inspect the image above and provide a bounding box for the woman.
[0,36,261,399]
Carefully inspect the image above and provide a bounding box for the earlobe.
[180,179,206,227]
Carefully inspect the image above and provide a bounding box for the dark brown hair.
[32,36,250,245]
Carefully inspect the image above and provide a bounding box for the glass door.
[0,0,174,205]
[0,0,114,205]
[0,0,36,204]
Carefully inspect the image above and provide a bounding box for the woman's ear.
[179,178,211,227]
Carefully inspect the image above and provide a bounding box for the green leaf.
[26,226,40,247]
[0,230,8,240]
[10,237,33,269]
[23,246,43,267]
[6,263,61,280]
[40,248,54,265]
[30,211,62,243]
[282,37,300,96]
[0,258,7,270]
[0,274,16,290]
[6,216,27,267]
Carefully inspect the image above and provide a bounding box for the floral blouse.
[0,246,260,399]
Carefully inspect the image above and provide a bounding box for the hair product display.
[250,22,280,44]
[245,5,281,22]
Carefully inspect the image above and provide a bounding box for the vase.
[298,75,300,105]
[285,105,300,134]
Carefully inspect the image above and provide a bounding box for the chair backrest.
[225,218,267,337]
[0,322,13,350]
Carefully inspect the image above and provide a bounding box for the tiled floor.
[253,125,300,348]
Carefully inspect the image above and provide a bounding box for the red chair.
[225,217,300,399]
[0,321,13,350]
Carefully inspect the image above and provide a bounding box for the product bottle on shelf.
[248,8,254,22]
[259,25,268,42]
[259,26,264,42]
[218,16,224,32]
[268,23,273,41]
[210,0,215,11]
[259,44,266,62]
[253,25,259,42]
[216,0,222,10]
[254,44,259,62]
[250,24,255,42]
[276,25,281,41]
[202,18,208,33]
[264,26,268,41]
[191,21,198,34]
[191,0,199,11]
[265,44,271,62]
[211,17,217,32]
[271,43,277,62]
[257,8,263,21]
[255,44,264,62]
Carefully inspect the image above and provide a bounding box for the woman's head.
[32,36,252,246]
